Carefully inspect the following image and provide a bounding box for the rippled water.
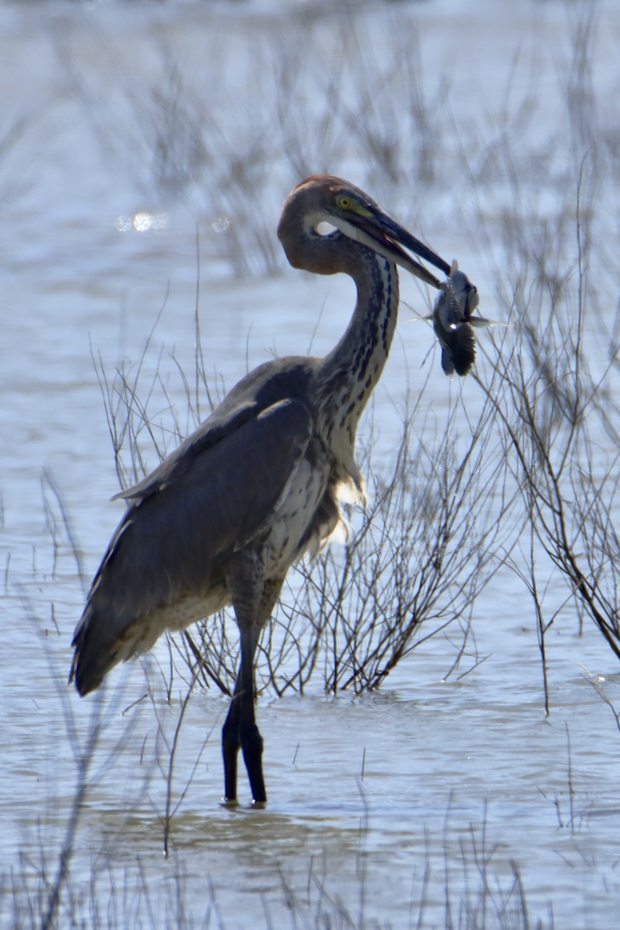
[3,1,620,927]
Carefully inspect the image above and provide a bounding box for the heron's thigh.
[257,575,285,627]
[226,551,285,639]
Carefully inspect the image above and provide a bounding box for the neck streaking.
[313,250,400,491]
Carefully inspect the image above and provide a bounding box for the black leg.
[235,629,267,804]
[221,667,266,803]
[236,577,284,803]
[240,697,266,803]
[224,559,285,804]
[222,692,241,803]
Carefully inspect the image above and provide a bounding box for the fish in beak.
[419,261,489,377]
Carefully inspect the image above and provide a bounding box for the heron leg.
[222,557,284,804]
[222,625,266,803]
[222,675,243,803]
[237,623,266,803]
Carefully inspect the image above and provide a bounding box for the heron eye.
[337,196,352,210]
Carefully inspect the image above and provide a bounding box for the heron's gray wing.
[114,354,322,502]
[113,399,260,502]
[72,399,312,692]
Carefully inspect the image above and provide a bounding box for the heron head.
[277,175,450,287]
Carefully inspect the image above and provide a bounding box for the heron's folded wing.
[113,399,260,502]
[76,398,313,639]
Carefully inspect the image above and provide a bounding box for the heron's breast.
[260,444,332,575]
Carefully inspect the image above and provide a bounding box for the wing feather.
[72,398,313,693]
[113,400,260,502]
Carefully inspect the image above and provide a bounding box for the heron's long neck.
[314,252,399,487]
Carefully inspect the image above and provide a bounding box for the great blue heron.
[71,175,451,805]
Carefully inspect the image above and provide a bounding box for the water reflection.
[115,212,168,232]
